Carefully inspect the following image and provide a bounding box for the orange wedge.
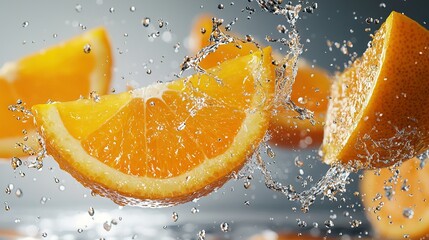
[0,28,112,158]
[361,157,429,239]
[190,14,332,148]
[321,12,429,168]
[32,48,275,206]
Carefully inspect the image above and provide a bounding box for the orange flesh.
[0,28,111,139]
[59,49,269,179]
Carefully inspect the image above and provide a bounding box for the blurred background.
[0,0,428,239]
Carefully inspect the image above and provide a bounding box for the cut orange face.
[321,12,429,168]
[0,28,112,158]
[32,48,275,206]
[189,14,332,149]
[361,157,429,239]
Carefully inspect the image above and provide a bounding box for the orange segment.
[0,27,112,158]
[190,14,332,148]
[361,157,429,239]
[321,12,429,168]
[32,48,275,206]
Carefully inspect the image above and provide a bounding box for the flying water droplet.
[88,207,95,216]
[83,44,91,53]
[142,17,150,27]
[75,4,82,12]
[172,212,179,222]
[22,21,29,28]
[220,222,229,232]
[11,157,22,170]
[403,208,414,219]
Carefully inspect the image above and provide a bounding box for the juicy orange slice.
[321,12,429,168]
[0,28,112,158]
[190,14,332,148]
[361,157,429,239]
[32,48,275,206]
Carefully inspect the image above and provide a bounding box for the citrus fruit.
[190,14,332,148]
[361,157,429,239]
[321,12,429,168]
[0,27,112,158]
[32,48,275,206]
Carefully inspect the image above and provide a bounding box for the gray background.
[0,0,428,239]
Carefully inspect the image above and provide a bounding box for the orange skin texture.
[322,12,429,168]
[190,14,332,149]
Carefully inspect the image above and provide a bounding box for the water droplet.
[15,188,23,198]
[403,208,414,219]
[83,44,91,53]
[379,3,386,8]
[220,222,229,232]
[11,157,22,170]
[90,91,100,102]
[200,28,206,34]
[88,207,95,216]
[350,219,362,228]
[172,212,179,222]
[173,43,180,53]
[42,232,47,238]
[59,185,65,191]
[198,230,206,240]
[191,207,199,214]
[277,24,287,33]
[130,6,136,12]
[40,196,48,205]
[4,202,10,211]
[54,177,60,183]
[324,220,334,228]
[109,7,115,13]
[294,156,304,167]
[103,221,112,231]
[266,145,275,158]
[77,228,83,233]
[177,122,186,131]
[158,19,164,28]
[218,3,224,9]
[75,4,82,12]
[142,17,150,27]
[146,69,152,75]
[22,21,29,28]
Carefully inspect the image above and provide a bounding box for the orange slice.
[321,12,429,168]
[361,157,429,239]
[0,28,112,158]
[189,14,332,148]
[32,48,275,206]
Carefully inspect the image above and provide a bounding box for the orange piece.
[321,12,429,168]
[361,157,429,239]
[189,14,332,148]
[32,48,275,206]
[0,28,112,158]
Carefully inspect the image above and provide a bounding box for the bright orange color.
[361,157,429,239]
[190,15,332,148]
[32,48,275,206]
[322,12,429,168]
[0,28,112,158]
